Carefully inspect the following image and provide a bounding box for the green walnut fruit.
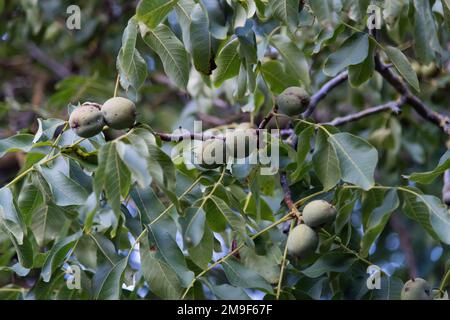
[401,278,432,300]
[302,200,337,227]
[286,224,318,259]
[69,103,104,138]
[195,138,228,169]
[276,86,310,116]
[225,127,258,159]
[101,97,136,130]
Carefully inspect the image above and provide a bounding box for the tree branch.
[258,105,279,130]
[25,42,71,78]
[302,70,349,118]
[280,171,301,219]
[375,54,450,134]
[155,131,224,142]
[324,98,405,127]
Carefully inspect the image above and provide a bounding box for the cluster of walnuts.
[287,200,337,259]
[68,86,436,300]
[69,97,137,138]
[195,86,310,168]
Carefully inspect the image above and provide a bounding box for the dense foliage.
[0,0,450,300]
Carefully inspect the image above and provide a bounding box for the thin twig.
[155,131,224,142]
[324,98,405,127]
[280,172,301,220]
[439,268,450,296]
[114,74,120,98]
[375,54,450,134]
[180,213,293,299]
[25,42,71,78]
[258,106,279,130]
[276,219,295,299]
[320,228,386,275]
[302,70,349,118]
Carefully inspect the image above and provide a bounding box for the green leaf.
[328,132,378,191]
[126,128,176,190]
[136,0,178,29]
[140,237,183,299]
[239,244,282,284]
[401,188,450,244]
[202,281,251,300]
[41,231,82,282]
[348,38,375,87]
[292,125,314,180]
[309,0,341,24]
[360,189,399,257]
[408,149,450,184]
[366,276,403,300]
[302,252,356,278]
[412,0,440,64]
[0,134,35,158]
[207,195,248,241]
[212,37,241,87]
[0,223,34,269]
[31,204,68,246]
[18,179,44,226]
[116,140,152,188]
[33,118,65,143]
[146,144,176,190]
[323,32,369,77]
[140,23,190,89]
[443,0,450,33]
[131,186,170,224]
[313,129,341,191]
[188,226,214,269]
[260,60,299,94]
[39,166,89,207]
[269,0,299,32]
[384,46,420,92]
[117,48,147,94]
[0,187,24,244]
[190,2,214,75]
[92,258,128,300]
[335,188,358,233]
[10,234,35,269]
[119,18,138,75]
[148,223,195,286]
[222,258,273,293]
[270,34,310,89]
[235,21,257,65]
[181,206,206,247]
[174,0,196,48]
[94,142,131,215]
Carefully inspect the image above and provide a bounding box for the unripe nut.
[69,103,104,138]
[401,278,432,300]
[276,86,310,116]
[101,97,136,130]
[286,224,318,259]
[302,200,337,227]
[195,138,227,169]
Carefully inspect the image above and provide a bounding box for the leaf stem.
[149,175,203,226]
[126,227,149,262]
[320,228,386,275]
[180,213,293,299]
[276,219,295,299]
[114,73,120,97]
[439,268,450,295]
